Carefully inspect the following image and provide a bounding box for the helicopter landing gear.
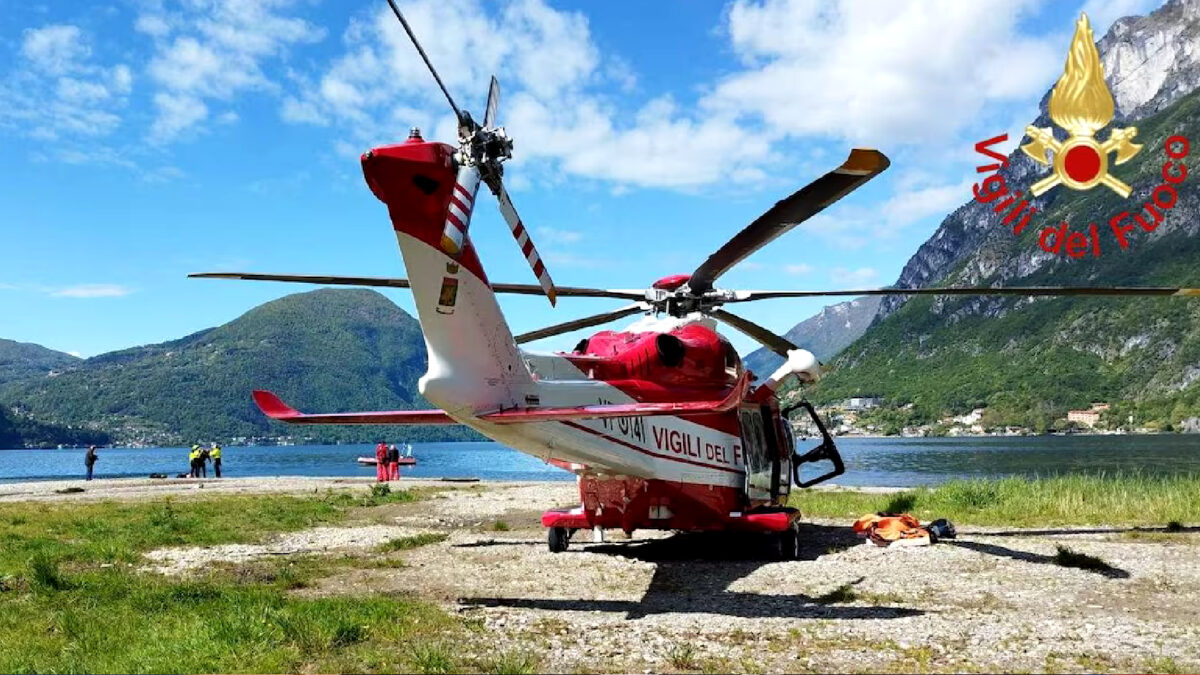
[548,526,572,553]
[767,522,801,560]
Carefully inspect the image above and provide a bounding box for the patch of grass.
[476,650,541,674]
[814,581,860,604]
[791,474,1200,527]
[1144,656,1189,674]
[666,643,700,671]
[0,491,478,673]
[376,532,448,552]
[1052,545,1116,573]
[29,553,70,592]
[408,642,458,674]
[492,520,511,532]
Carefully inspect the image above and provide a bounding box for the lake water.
[2,435,1199,486]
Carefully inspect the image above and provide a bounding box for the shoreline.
[0,475,909,503]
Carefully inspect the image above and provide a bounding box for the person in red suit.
[388,444,401,481]
[374,441,388,482]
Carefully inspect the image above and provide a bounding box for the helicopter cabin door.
[739,406,774,503]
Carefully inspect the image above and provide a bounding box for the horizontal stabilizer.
[253,390,457,425]
[478,373,750,424]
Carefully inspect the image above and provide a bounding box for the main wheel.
[547,526,570,553]
[779,522,801,561]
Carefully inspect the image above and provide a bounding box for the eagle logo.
[1021,13,1141,197]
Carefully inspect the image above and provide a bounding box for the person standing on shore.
[198,445,210,478]
[84,445,98,481]
[188,445,201,478]
[388,443,400,481]
[210,443,222,478]
[374,441,388,482]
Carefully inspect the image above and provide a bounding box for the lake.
[2,435,1199,486]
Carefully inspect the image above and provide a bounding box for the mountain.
[0,289,476,445]
[813,0,1200,432]
[0,403,110,449]
[743,296,882,378]
[0,339,80,386]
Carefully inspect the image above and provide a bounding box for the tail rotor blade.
[516,304,647,343]
[383,0,464,125]
[491,181,558,305]
[483,75,500,128]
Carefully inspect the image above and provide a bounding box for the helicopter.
[194,0,1200,558]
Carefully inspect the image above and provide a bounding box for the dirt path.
[114,479,1200,672]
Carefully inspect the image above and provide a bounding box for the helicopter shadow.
[460,525,924,620]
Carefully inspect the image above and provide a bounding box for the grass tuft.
[478,650,540,674]
[1052,545,1116,573]
[376,532,448,553]
[666,643,700,671]
[492,520,511,532]
[29,553,70,592]
[814,580,861,604]
[408,642,457,674]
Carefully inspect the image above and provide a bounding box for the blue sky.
[0,0,1162,358]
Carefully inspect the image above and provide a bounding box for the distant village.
[806,396,1176,437]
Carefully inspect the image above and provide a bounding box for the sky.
[0,0,1165,358]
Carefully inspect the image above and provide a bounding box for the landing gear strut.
[548,526,572,553]
[767,521,801,560]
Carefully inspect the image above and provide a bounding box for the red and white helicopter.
[195,1,1200,558]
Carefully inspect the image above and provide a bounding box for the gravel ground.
[14,477,1197,672]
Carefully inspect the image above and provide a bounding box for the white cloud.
[1,25,133,145]
[21,25,90,75]
[785,263,813,276]
[802,173,974,249]
[67,351,83,358]
[49,284,134,298]
[707,0,1062,146]
[830,267,880,287]
[281,0,771,190]
[534,227,584,245]
[141,0,325,143]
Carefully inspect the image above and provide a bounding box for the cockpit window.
[722,340,742,380]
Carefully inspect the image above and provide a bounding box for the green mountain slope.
[813,86,1200,432]
[0,289,474,445]
[0,403,110,449]
[0,339,80,386]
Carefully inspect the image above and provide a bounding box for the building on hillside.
[1067,409,1101,428]
[842,396,882,410]
[953,408,986,426]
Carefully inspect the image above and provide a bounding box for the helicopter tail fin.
[361,139,534,419]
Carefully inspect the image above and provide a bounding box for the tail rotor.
[384,2,558,304]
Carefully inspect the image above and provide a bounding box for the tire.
[548,526,570,553]
[779,522,801,561]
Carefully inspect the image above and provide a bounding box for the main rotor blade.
[689,149,890,294]
[383,0,464,125]
[188,272,645,299]
[483,75,500,128]
[515,304,647,344]
[488,180,559,305]
[729,286,1200,301]
[710,308,798,358]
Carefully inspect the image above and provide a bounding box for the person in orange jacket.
[374,441,388,482]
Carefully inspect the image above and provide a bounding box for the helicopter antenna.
[383,0,464,124]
